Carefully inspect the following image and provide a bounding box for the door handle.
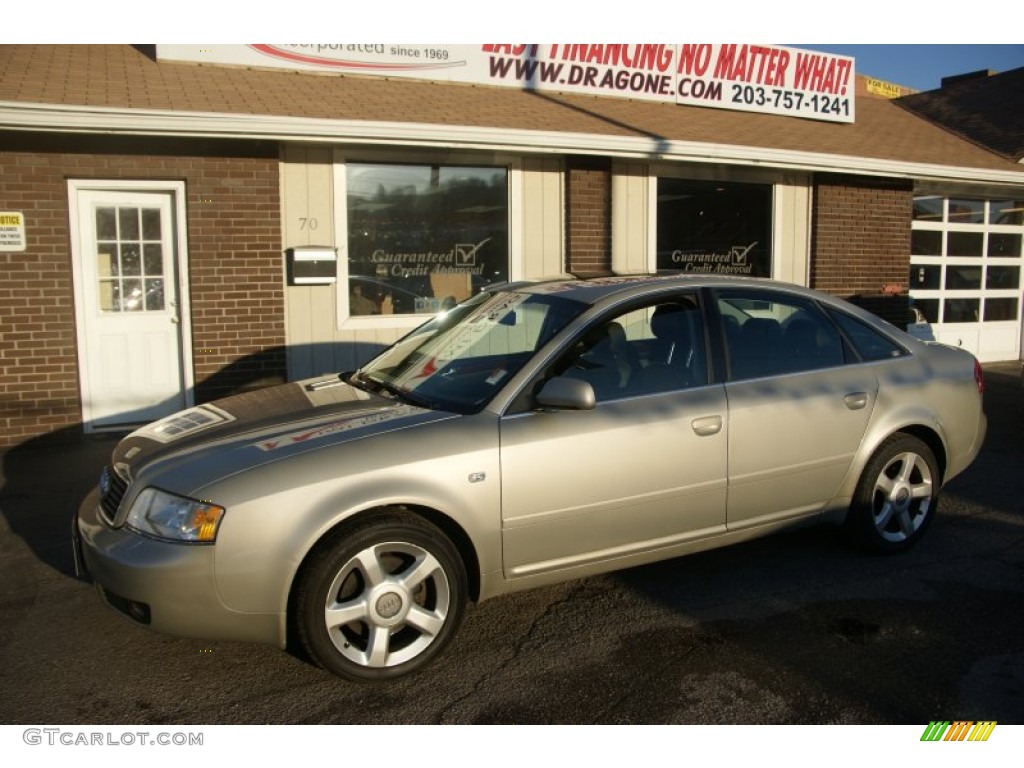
[691,415,723,437]
[844,392,868,410]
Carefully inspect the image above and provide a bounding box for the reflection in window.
[943,298,980,323]
[909,264,941,290]
[990,200,1024,226]
[947,198,984,224]
[912,299,939,324]
[656,178,772,278]
[346,163,509,316]
[912,196,943,221]
[94,206,164,313]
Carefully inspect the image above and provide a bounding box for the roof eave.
[2,100,1023,187]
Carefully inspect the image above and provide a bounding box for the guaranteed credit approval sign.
[158,44,856,123]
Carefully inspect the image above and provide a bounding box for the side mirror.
[535,376,596,411]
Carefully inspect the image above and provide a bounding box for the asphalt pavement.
[0,361,1021,725]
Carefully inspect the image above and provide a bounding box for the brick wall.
[0,134,285,449]
[565,157,612,277]
[810,174,913,326]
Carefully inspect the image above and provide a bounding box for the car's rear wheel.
[294,510,467,682]
[846,433,940,553]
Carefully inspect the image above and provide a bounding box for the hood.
[111,375,457,495]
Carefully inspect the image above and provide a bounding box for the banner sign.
[157,44,856,123]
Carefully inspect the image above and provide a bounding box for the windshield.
[354,290,587,413]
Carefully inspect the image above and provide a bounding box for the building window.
[345,162,509,317]
[655,178,773,278]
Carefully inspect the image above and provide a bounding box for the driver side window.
[556,295,707,402]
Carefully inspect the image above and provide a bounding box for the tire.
[845,433,941,554]
[294,510,467,682]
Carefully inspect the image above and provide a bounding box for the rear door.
[716,288,878,530]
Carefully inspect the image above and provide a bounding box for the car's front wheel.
[846,433,940,553]
[294,510,467,682]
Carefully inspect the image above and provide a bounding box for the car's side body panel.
[499,383,729,578]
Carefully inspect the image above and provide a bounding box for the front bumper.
[75,487,282,646]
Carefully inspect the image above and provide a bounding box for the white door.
[73,189,187,429]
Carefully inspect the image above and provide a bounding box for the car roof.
[507,274,828,306]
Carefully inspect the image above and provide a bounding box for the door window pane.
[947,198,984,224]
[943,298,980,323]
[984,298,1018,322]
[988,233,1021,258]
[909,264,941,290]
[346,163,509,316]
[912,196,943,222]
[990,199,1024,226]
[911,230,942,256]
[986,266,1019,290]
[93,204,166,313]
[947,232,983,257]
[656,178,772,278]
[944,265,982,290]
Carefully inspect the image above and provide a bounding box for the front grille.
[98,465,129,524]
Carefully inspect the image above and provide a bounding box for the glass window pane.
[121,243,141,276]
[98,280,117,312]
[986,266,1019,290]
[95,207,117,240]
[144,279,164,311]
[347,163,509,316]
[909,264,941,290]
[143,243,163,276]
[943,298,979,323]
[912,196,943,221]
[121,279,143,311]
[983,298,1018,322]
[989,199,1024,226]
[947,231,983,257]
[829,310,906,361]
[118,207,140,240]
[718,291,844,379]
[944,265,982,290]
[141,208,162,240]
[947,199,984,224]
[911,230,942,256]
[656,178,773,278]
[988,233,1021,258]
[912,298,940,324]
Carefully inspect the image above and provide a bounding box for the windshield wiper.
[354,373,433,410]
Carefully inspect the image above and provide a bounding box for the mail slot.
[285,246,337,285]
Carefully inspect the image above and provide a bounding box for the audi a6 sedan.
[75,275,986,681]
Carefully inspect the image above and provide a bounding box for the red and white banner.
[157,44,856,123]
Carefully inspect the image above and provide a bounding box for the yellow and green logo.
[921,721,997,742]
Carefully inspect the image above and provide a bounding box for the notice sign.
[157,44,856,123]
[0,212,26,252]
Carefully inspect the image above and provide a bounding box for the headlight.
[125,488,225,543]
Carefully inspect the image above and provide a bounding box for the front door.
[72,188,187,429]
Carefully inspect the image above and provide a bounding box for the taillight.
[974,359,984,394]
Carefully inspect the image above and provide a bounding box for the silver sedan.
[75,275,987,681]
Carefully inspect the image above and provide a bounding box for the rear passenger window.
[718,291,845,380]
[828,310,907,361]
